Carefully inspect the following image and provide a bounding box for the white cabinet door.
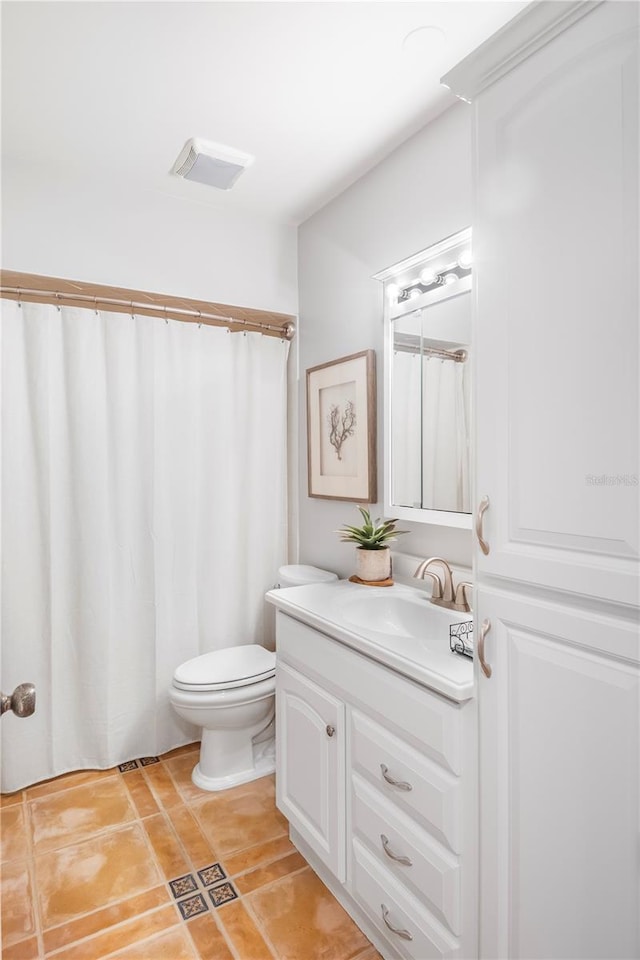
[473,1,639,605]
[276,660,346,880]
[476,585,640,960]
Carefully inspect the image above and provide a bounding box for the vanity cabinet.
[443,2,640,957]
[274,610,477,960]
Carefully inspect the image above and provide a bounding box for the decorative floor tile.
[118,760,139,773]
[197,863,226,887]
[169,874,198,899]
[139,756,160,766]
[209,882,238,908]
[177,893,209,921]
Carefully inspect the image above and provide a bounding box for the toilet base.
[192,749,275,792]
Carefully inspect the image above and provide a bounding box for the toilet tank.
[277,564,338,588]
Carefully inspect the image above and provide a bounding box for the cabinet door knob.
[476,495,490,555]
[478,618,493,678]
[381,904,413,941]
[326,724,335,737]
[380,834,413,866]
[380,763,412,791]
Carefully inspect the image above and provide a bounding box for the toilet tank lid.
[173,644,275,687]
[278,564,338,585]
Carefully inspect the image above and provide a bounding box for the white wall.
[297,102,473,578]
[1,161,298,315]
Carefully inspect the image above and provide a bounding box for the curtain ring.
[94,296,99,315]
[130,300,135,320]
[56,291,62,311]
[164,306,169,325]
[197,310,202,329]
[16,287,22,307]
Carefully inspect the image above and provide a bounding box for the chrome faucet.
[413,557,473,613]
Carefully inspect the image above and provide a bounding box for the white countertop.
[266,579,475,702]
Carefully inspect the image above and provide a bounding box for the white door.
[476,584,640,960]
[473,1,639,605]
[276,660,346,880]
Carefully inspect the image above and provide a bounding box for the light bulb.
[457,250,472,269]
[407,288,421,299]
[442,273,458,285]
[419,267,438,285]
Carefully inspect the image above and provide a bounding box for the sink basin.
[339,594,433,638]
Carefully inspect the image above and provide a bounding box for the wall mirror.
[374,227,472,528]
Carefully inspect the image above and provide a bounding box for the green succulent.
[336,506,408,551]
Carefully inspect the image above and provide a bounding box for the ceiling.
[1,1,527,226]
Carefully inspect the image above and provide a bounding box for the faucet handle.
[413,561,444,599]
[454,581,474,612]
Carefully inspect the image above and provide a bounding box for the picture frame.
[306,349,377,502]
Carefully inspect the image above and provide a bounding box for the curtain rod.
[394,341,467,363]
[0,286,296,340]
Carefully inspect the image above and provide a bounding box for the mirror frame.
[374,228,473,529]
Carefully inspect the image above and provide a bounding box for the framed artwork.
[306,349,377,502]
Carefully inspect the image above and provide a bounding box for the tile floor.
[1,745,380,960]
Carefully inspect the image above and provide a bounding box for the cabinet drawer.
[351,773,461,935]
[350,709,461,853]
[351,839,459,960]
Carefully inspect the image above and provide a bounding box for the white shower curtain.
[391,351,422,507]
[1,300,289,792]
[422,355,470,513]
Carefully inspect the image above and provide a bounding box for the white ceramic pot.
[356,547,390,582]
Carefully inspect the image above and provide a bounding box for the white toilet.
[169,564,337,791]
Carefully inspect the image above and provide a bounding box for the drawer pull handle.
[381,904,413,941]
[478,619,492,679]
[380,763,412,791]
[476,495,490,555]
[326,724,335,738]
[380,834,412,866]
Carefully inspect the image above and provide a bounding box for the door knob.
[326,724,335,737]
[1,683,36,718]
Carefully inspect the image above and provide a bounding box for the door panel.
[276,661,346,880]
[476,585,640,959]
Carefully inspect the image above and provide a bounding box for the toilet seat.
[172,644,275,692]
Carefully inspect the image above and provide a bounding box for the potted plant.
[337,506,408,583]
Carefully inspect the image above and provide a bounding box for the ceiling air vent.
[170,138,254,190]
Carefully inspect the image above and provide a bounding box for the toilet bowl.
[169,564,337,792]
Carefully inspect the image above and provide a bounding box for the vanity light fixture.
[398,260,471,302]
